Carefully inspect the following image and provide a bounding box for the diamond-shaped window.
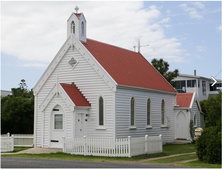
[68,57,77,68]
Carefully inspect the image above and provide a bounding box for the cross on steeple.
[75,6,79,13]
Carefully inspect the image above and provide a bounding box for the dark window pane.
[99,97,103,125]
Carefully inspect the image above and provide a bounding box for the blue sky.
[1,1,221,91]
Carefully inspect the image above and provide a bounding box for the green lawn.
[2,147,31,153]
[176,160,222,168]
[1,143,196,162]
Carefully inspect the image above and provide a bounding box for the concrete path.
[1,148,62,155]
[138,152,196,162]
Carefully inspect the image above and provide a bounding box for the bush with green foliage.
[1,79,34,134]
[196,91,221,164]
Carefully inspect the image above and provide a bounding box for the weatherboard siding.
[36,46,115,147]
[191,101,201,128]
[115,87,176,143]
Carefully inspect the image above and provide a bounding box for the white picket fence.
[13,134,34,147]
[1,135,14,152]
[63,135,162,157]
[1,133,34,151]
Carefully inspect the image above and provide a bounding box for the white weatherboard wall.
[35,40,115,147]
[191,101,201,128]
[115,87,176,144]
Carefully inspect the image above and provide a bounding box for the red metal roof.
[60,83,91,107]
[75,13,82,19]
[176,93,194,108]
[83,39,176,92]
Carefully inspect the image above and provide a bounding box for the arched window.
[99,96,104,126]
[147,99,151,126]
[194,114,197,126]
[130,97,135,126]
[71,21,75,34]
[161,99,165,125]
[81,21,84,35]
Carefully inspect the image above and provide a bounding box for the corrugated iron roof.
[75,13,82,19]
[60,83,91,107]
[83,39,176,92]
[176,93,194,108]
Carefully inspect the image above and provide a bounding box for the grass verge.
[142,153,197,163]
[175,160,222,168]
[1,143,196,162]
[2,147,31,153]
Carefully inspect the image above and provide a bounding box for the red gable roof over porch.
[83,39,176,92]
[176,93,194,108]
[60,83,91,107]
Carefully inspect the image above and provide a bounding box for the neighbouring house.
[172,72,222,101]
[1,90,11,98]
[33,10,203,149]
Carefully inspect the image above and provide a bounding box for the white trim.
[189,92,196,109]
[95,126,107,130]
[129,126,137,130]
[146,126,152,129]
[33,95,37,147]
[33,36,72,95]
[117,85,177,95]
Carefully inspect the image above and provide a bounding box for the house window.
[161,100,165,125]
[130,97,135,126]
[202,81,206,95]
[54,114,63,129]
[187,80,196,88]
[81,21,84,35]
[71,21,75,34]
[147,99,151,126]
[175,80,186,93]
[99,96,104,126]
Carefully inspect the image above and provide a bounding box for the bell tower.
[67,6,87,43]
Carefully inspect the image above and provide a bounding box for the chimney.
[194,70,196,76]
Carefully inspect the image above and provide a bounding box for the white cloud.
[166,10,171,14]
[196,46,207,52]
[180,3,203,19]
[159,17,170,24]
[193,2,205,9]
[217,25,222,30]
[1,1,186,68]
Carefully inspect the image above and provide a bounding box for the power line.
[214,69,222,78]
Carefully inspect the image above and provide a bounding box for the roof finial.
[75,6,79,13]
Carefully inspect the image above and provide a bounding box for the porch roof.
[60,83,91,107]
[176,93,194,108]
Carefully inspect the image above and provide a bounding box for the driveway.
[1,157,185,168]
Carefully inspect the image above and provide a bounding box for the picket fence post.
[145,135,148,154]
[11,135,14,151]
[62,136,65,152]
[7,132,10,137]
[159,134,162,152]
[83,136,86,156]
[128,136,131,158]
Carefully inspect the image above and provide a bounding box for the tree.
[1,79,34,134]
[196,91,221,164]
[151,58,179,87]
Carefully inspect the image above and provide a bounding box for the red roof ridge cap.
[86,38,139,54]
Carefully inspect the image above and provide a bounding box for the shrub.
[196,91,221,164]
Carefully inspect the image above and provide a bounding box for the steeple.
[67,6,87,43]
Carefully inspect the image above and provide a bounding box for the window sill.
[129,126,137,130]
[146,125,152,129]
[160,125,168,128]
[95,126,107,130]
